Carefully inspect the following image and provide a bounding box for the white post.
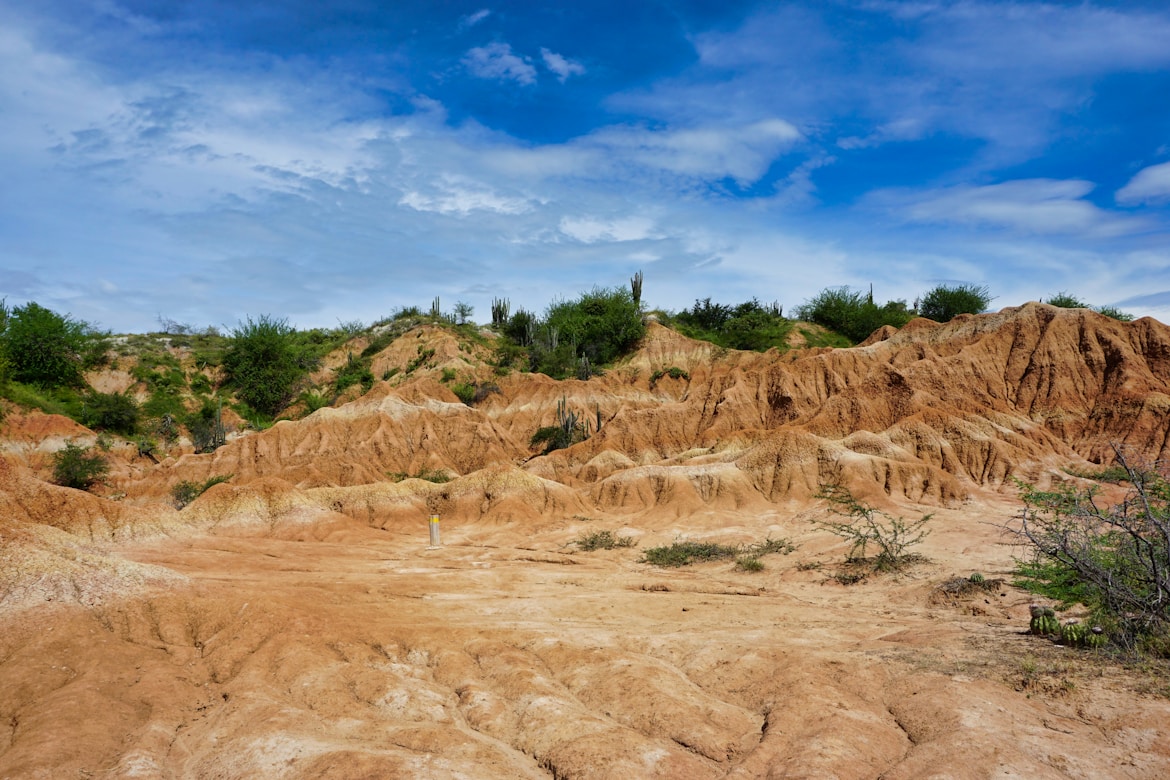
[428,515,441,548]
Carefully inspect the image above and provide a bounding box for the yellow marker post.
[428,515,441,548]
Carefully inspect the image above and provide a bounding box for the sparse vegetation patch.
[649,366,690,386]
[386,467,453,484]
[171,474,233,509]
[574,530,637,551]
[642,536,794,568]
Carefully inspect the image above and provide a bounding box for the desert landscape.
[6,0,1170,776]
[3,302,1170,779]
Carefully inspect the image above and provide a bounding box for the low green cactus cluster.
[1029,605,1060,635]
[1058,621,1107,649]
[1029,605,1107,648]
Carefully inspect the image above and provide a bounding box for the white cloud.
[559,216,657,243]
[459,9,491,30]
[872,179,1144,238]
[587,119,801,184]
[462,42,536,86]
[770,155,835,207]
[479,118,801,186]
[540,48,585,82]
[1117,161,1170,205]
[837,118,924,150]
[399,175,532,216]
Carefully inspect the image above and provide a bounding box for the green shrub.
[361,331,396,358]
[813,484,932,572]
[1095,305,1134,322]
[541,286,645,371]
[795,287,913,344]
[1046,291,1090,309]
[674,298,791,351]
[641,534,793,568]
[1043,293,1133,322]
[676,298,732,332]
[735,555,765,572]
[641,540,740,567]
[222,315,310,417]
[185,400,226,453]
[333,353,375,395]
[451,382,477,405]
[574,530,637,551]
[298,391,330,414]
[405,347,435,373]
[171,474,232,509]
[80,391,139,435]
[142,386,185,419]
[1063,463,1131,483]
[650,366,690,386]
[51,441,109,490]
[918,284,993,322]
[0,302,93,387]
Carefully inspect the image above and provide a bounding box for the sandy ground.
[3,493,1168,779]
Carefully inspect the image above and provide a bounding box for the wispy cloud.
[459,9,491,30]
[540,48,585,82]
[869,179,1146,238]
[559,216,657,243]
[1117,161,1170,205]
[583,119,801,184]
[399,174,533,216]
[463,42,536,86]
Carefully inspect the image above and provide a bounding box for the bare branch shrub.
[1009,446,1170,654]
[813,484,932,572]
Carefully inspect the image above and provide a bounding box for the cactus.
[1058,621,1107,649]
[491,297,510,327]
[1029,605,1060,635]
[630,270,644,307]
[1029,606,1107,648]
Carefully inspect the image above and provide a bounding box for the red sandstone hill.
[95,302,1169,516]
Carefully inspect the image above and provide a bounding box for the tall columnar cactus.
[491,297,510,327]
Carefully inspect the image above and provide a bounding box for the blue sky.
[3,0,1170,333]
